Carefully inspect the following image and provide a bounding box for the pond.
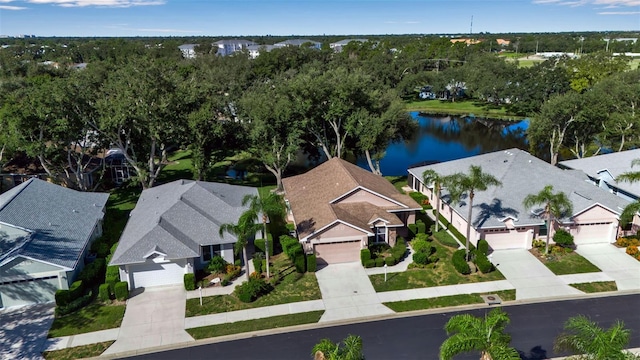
[356,112,529,176]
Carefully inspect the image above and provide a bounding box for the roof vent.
[503,160,508,163]
[72,209,79,213]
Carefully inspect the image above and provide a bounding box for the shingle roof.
[110,180,258,265]
[274,39,321,47]
[283,158,420,239]
[0,178,108,269]
[408,148,630,229]
[559,149,640,199]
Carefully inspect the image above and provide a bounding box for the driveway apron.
[490,249,582,300]
[315,262,393,323]
[0,303,54,360]
[102,285,194,355]
[576,244,640,291]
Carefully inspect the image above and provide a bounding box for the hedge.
[413,252,429,265]
[114,281,129,301]
[553,229,575,248]
[474,252,493,273]
[56,291,93,317]
[365,259,375,268]
[78,258,106,287]
[69,280,84,301]
[360,248,371,265]
[416,220,426,234]
[90,236,111,258]
[294,252,306,273]
[407,224,417,239]
[184,273,196,291]
[279,235,301,260]
[55,289,71,307]
[412,236,431,253]
[477,239,489,256]
[306,254,317,272]
[105,265,120,294]
[98,283,111,302]
[385,256,396,266]
[235,277,272,303]
[452,249,471,275]
[253,255,263,274]
[375,257,385,267]
[254,234,274,256]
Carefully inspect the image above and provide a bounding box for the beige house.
[283,158,421,264]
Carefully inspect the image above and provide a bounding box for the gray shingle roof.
[110,180,258,265]
[0,178,109,269]
[408,149,629,229]
[559,149,640,199]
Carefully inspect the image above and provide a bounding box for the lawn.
[384,289,516,312]
[42,341,114,360]
[385,175,408,194]
[404,99,523,121]
[370,242,505,292]
[186,311,324,340]
[570,281,618,293]
[48,302,126,338]
[530,248,601,275]
[186,254,321,317]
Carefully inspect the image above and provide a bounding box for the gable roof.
[408,148,629,229]
[559,149,640,199]
[283,158,420,239]
[0,178,108,269]
[274,39,321,47]
[110,180,258,265]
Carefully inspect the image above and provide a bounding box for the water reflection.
[356,112,529,176]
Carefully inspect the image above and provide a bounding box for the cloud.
[598,10,640,13]
[0,4,27,9]
[19,0,166,7]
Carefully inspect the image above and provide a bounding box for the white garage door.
[572,223,613,245]
[484,229,529,250]
[131,260,185,289]
[0,276,58,309]
[315,240,361,264]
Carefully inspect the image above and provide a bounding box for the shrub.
[409,191,429,205]
[98,284,111,302]
[407,224,417,239]
[306,254,317,272]
[369,242,391,255]
[553,229,574,248]
[617,237,640,247]
[474,252,493,273]
[114,281,129,301]
[90,236,111,258]
[626,245,639,256]
[412,237,431,254]
[294,252,306,273]
[385,256,396,266]
[56,291,93,317]
[105,265,120,294]
[413,251,429,265]
[184,273,196,291]
[416,220,426,234]
[365,259,375,268]
[69,280,84,301]
[207,255,228,274]
[477,239,489,256]
[78,258,106,287]
[55,289,71,307]
[254,235,274,256]
[279,235,300,260]
[234,277,272,303]
[433,230,460,248]
[375,257,385,267]
[360,248,372,265]
[253,254,263,274]
[452,249,471,275]
[532,239,546,250]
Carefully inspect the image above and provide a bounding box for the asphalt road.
[124,293,640,360]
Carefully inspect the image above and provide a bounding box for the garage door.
[131,260,185,289]
[571,223,613,245]
[314,240,361,264]
[0,276,58,309]
[484,229,529,250]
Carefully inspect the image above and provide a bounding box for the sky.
[0,0,638,37]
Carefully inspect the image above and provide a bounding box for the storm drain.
[480,294,503,305]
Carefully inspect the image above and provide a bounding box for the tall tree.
[522,185,573,255]
[422,169,446,233]
[562,52,630,93]
[445,165,502,260]
[219,210,262,282]
[617,159,640,227]
[440,308,520,360]
[242,192,285,279]
[554,315,638,360]
[595,70,640,152]
[312,334,364,360]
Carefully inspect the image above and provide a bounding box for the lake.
[356,112,529,176]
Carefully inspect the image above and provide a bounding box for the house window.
[539,222,548,237]
[202,244,223,262]
[374,227,386,243]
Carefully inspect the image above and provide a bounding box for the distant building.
[450,38,482,45]
[329,38,368,52]
[213,39,257,56]
[496,38,510,46]
[178,43,198,59]
[274,39,322,49]
[246,44,275,59]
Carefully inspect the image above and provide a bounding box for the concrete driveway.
[576,244,640,291]
[490,249,582,300]
[315,262,393,323]
[102,285,194,356]
[0,303,54,360]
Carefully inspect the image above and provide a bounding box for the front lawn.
[570,281,618,293]
[370,242,505,292]
[384,289,516,312]
[404,99,523,120]
[385,176,408,194]
[186,254,321,317]
[529,248,601,275]
[43,341,114,360]
[186,311,324,340]
[48,302,126,338]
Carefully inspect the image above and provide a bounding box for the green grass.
[370,242,505,292]
[533,249,601,275]
[186,254,321,317]
[386,175,408,194]
[186,311,324,340]
[384,290,516,312]
[629,59,639,70]
[570,281,618,293]
[48,302,126,338]
[404,99,523,120]
[155,149,195,184]
[42,341,114,360]
[432,229,461,248]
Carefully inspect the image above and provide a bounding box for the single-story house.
[274,39,322,49]
[0,178,108,308]
[558,149,640,202]
[283,158,421,264]
[408,149,633,251]
[329,38,369,52]
[109,180,259,290]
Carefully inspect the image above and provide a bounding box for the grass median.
[384,290,516,312]
[530,249,601,275]
[43,341,114,360]
[570,281,618,293]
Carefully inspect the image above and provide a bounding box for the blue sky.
[0,0,638,37]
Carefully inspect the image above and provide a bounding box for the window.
[202,246,212,262]
[374,227,386,243]
[539,222,548,237]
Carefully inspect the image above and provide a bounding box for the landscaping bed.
[384,290,516,312]
[48,302,126,338]
[529,247,600,275]
[43,341,114,360]
[369,242,505,292]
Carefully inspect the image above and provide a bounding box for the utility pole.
[470,15,473,36]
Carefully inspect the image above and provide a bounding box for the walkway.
[575,244,640,291]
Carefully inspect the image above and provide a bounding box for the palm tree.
[219,210,262,282]
[312,334,364,360]
[440,308,520,360]
[522,185,573,255]
[422,169,446,233]
[242,192,285,279]
[617,159,640,227]
[554,315,637,360]
[617,159,640,184]
[445,165,502,260]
